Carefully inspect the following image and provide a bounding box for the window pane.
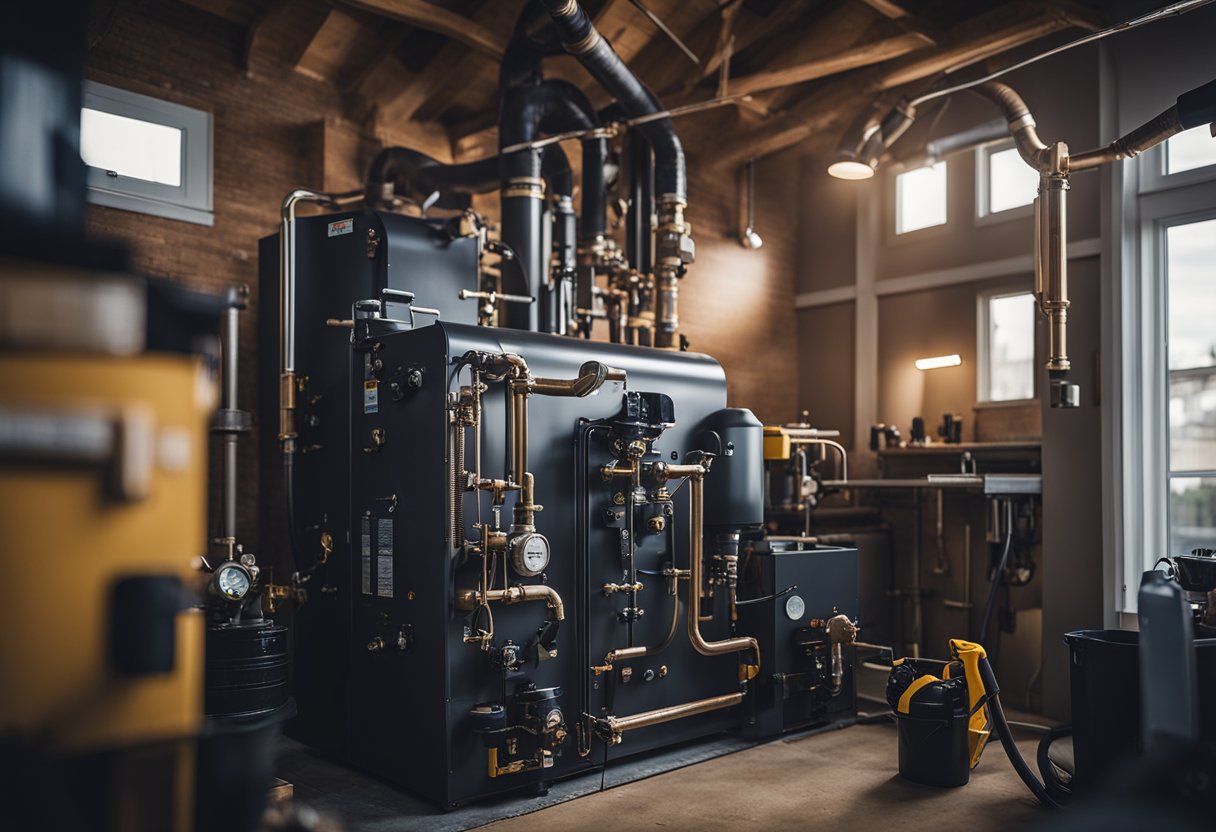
[1170,477,1216,556]
[80,108,182,187]
[896,161,946,234]
[987,292,1035,401]
[1166,218,1216,371]
[988,146,1038,214]
[1166,125,1216,175]
[1169,371,1216,471]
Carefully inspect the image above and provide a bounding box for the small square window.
[979,290,1035,402]
[81,82,213,226]
[1166,125,1216,175]
[895,161,946,234]
[980,143,1038,215]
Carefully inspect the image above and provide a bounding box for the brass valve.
[647,516,666,534]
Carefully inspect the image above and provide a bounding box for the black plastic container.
[893,675,972,787]
[1065,629,1216,792]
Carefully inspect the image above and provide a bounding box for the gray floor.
[483,720,1047,831]
[278,719,1048,831]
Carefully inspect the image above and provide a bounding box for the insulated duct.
[540,0,694,348]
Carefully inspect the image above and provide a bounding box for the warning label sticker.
[328,218,354,237]
[360,516,372,595]
[363,380,379,414]
[376,518,393,598]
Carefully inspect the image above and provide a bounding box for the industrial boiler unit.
[255,0,861,808]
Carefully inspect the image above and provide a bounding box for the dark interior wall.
[82,1,801,543]
[798,302,856,445]
[797,164,858,295]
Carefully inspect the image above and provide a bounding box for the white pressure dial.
[785,594,806,621]
[511,533,551,577]
[215,563,252,601]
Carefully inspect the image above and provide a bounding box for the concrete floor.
[481,721,1046,831]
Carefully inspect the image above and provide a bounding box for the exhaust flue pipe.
[539,0,695,348]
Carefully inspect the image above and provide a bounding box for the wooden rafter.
[714,4,1088,167]
[727,32,932,97]
[339,0,508,58]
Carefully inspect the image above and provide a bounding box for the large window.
[1167,125,1216,175]
[1120,116,1216,610]
[895,161,946,234]
[978,289,1036,402]
[1167,217,1216,555]
[81,82,213,226]
[977,141,1039,217]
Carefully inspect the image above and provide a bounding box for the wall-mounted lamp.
[739,158,763,249]
[915,354,962,371]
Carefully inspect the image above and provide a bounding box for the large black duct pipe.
[538,0,684,204]
[499,78,602,332]
[626,131,653,279]
[542,142,576,334]
[365,148,500,209]
[539,0,693,348]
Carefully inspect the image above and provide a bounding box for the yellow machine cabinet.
[0,351,214,831]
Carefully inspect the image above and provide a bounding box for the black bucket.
[893,676,972,787]
[1065,629,1216,792]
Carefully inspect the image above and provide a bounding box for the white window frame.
[975,138,1036,224]
[1116,144,1216,612]
[82,81,213,226]
[976,284,1038,405]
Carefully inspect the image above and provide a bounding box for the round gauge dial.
[511,533,551,577]
[784,594,806,621]
[215,564,251,601]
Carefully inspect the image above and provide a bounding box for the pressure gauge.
[784,594,806,621]
[511,532,551,577]
[214,563,252,601]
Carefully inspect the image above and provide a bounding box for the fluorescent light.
[915,354,962,370]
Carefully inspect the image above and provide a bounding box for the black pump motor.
[696,407,764,529]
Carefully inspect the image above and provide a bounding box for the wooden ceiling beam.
[859,0,945,45]
[714,4,1086,168]
[338,0,508,58]
[727,31,932,97]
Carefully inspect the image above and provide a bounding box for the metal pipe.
[789,437,848,482]
[456,583,565,621]
[686,472,761,676]
[278,187,362,452]
[971,83,1049,169]
[1040,151,1070,374]
[220,294,240,542]
[602,692,743,738]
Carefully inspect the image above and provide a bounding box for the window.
[978,289,1035,402]
[1166,125,1216,175]
[81,82,213,225]
[1167,217,1216,555]
[895,161,946,234]
[978,141,1039,216]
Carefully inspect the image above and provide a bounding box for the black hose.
[978,656,1064,809]
[978,501,1013,646]
[1037,724,1074,801]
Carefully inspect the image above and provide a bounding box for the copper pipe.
[686,473,761,676]
[603,692,743,739]
[605,573,682,664]
[456,583,565,621]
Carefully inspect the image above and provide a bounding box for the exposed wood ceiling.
[177,0,1110,164]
